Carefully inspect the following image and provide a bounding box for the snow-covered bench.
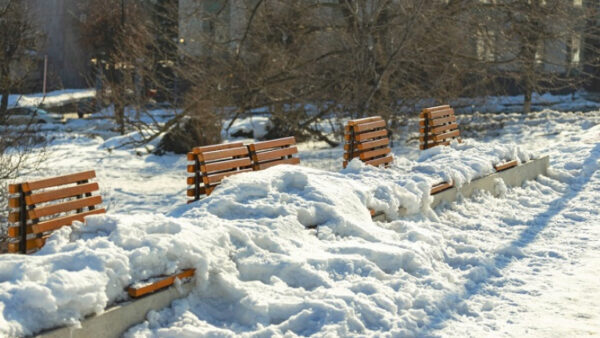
[420,105,517,195]
[343,116,393,168]
[419,105,461,150]
[187,142,253,203]
[248,136,300,170]
[187,137,300,203]
[6,170,105,253]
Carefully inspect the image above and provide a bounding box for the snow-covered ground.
[1,103,600,336]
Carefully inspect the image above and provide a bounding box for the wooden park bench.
[6,170,105,253]
[187,142,253,203]
[419,105,518,196]
[248,136,300,170]
[419,105,461,150]
[343,116,393,168]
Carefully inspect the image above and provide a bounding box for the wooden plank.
[203,168,253,185]
[29,195,102,220]
[253,146,298,162]
[201,158,253,173]
[7,224,33,238]
[359,147,391,161]
[350,119,385,133]
[494,160,518,172]
[422,105,450,114]
[32,208,106,234]
[192,142,243,154]
[7,237,47,253]
[198,146,249,162]
[425,108,454,120]
[186,176,195,185]
[344,138,389,152]
[9,197,20,208]
[8,212,20,223]
[433,129,460,142]
[26,182,99,205]
[248,137,296,152]
[419,123,458,135]
[347,116,382,126]
[256,157,301,170]
[364,155,393,167]
[186,186,211,198]
[8,184,19,194]
[187,164,196,173]
[128,269,196,298]
[431,182,453,195]
[345,128,387,142]
[22,171,96,193]
[187,152,196,161]
[419,115,456,127]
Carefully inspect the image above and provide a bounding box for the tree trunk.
[523,87,532,114]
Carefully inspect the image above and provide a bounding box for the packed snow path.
[0,110,599,336]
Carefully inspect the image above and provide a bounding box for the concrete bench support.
[38,282,194,338]
[371,156,549,221]
[431,155,549,209]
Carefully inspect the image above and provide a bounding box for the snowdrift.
[0,140,538,336]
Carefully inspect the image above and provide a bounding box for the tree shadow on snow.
[418,143,600,336]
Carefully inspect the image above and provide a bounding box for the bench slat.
[494,160,518,172]
[254,146,298,162]
[20,171,96,193]
[128,269,195,298]
[248,137,296,151]
[201,158,252,173]
[345,128,387,142]
[7,237,48,253]
[198,146,249,162]
[344,137,389,152]
[423,108,454,120]
[347,116,382,126]
[359,147,391,161]
[421,105,450,114]
[25,182,99,206]
[32,195,102,220]
[256,157,300,170]
[8,195,102,223]
[419,115,456,127]
[349,119,386,133]
[431,182,453,194]
[364,155,393,167]
[32,208,106,234]
[192,142,243,154]
[432,129,460,142]
[203,168,253,185]
[419,123,458,135]
[7,225,33,237]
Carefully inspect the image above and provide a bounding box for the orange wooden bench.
[6,170,105,253]
[419,105,461,150]
[248,136,300,170]
[187,142,253,203]
[343,116,393,168]
[128,269,195,298]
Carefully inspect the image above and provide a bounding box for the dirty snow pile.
[0,139,539,336]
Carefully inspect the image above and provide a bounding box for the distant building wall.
[27,0,90,89]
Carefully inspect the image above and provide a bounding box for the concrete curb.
[431,156,550,209]
[37,281,194,338]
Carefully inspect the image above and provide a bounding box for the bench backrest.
[248,136,300,170]
[343,116,393,168]
[187,142,253,202]
[7,170,105,253]
[419,105,461,150]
